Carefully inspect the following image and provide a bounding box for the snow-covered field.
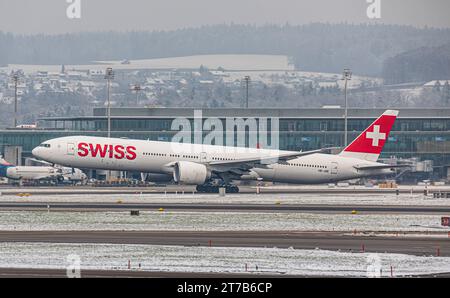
[222,70,379,89]
[0,54,294,74]
[96,55,295,71]
[0,210,446,232]
[0,242,448,277]
[1,191,450,206]
[0,54,380,89]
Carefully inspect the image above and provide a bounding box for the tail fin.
[0,157,14,166]
[339,110,398,162]
[0,155,14,167]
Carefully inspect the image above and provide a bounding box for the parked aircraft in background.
[26,158,87,185]
[0,158,63,182]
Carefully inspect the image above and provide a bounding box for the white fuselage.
[32,136,393,184]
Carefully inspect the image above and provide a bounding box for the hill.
[382,42,450,84]
[1,23,450,76]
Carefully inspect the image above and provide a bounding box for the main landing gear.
[196,183,239,193]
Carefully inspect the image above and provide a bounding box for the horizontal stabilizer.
[354,164,410,170]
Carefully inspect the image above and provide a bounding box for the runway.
[1,188,449,277]
[0,267,289,278]
[0,184,448,195]
[0,267,448,278]
[1,201,450,214]
[0,231,448,256]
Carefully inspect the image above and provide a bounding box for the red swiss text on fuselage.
[77,142,137,160]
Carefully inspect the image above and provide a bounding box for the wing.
[163,147,337,181]
[208,147,336,177]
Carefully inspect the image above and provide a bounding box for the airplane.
[32,110,403,193]
[0,157,63,183]
[25,158,88,185]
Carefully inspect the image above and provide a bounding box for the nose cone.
[32,147,42,159]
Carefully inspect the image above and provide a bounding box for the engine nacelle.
[5,167,19,179]
[173,161,211,185]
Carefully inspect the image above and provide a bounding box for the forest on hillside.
[382,42,450,84]
[1,23,450,77]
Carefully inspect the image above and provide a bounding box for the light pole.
[342,69,352,146]
[12,73,19,128]
[104,68,114,181]
[243,76,250,108]
[104,67,114,138]
[132,84,141,106]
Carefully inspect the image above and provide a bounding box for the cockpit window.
[39,143,51,148]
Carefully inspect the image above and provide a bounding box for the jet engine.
[173,161,211,185]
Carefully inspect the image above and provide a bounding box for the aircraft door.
[330,162,338,175]
[200,152,207,163]
[67,143,75,155]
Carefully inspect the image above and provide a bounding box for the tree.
[434,80,442,92]
[443,81,450,104]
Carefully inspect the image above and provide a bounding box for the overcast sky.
[0,0,449,35]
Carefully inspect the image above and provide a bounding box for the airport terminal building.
[1,107,450,180]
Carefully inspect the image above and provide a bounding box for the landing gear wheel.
[225,185,239,193]
[196,184,239,193]
[196,184,219,193]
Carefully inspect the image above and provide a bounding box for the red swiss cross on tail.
[339,110,398,162]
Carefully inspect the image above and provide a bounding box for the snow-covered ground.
[1,54,294,74]
[1,191,450,206]
[96,55,295,71]
[0,54,380,89]
[0,210,447,232]
[222,70,379,89]
[0,242,448,277]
